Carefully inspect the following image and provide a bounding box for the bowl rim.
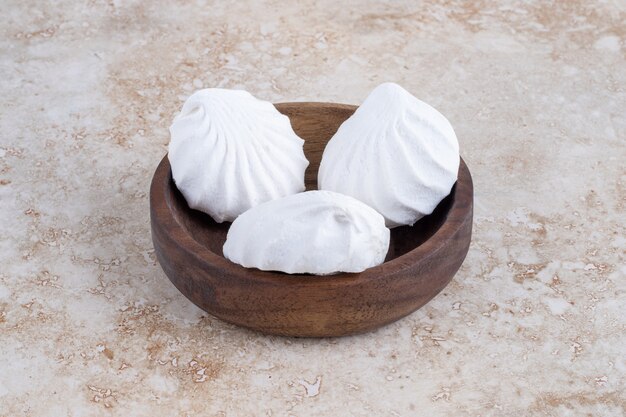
[151,102,473,285]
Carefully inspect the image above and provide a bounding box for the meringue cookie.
[168,88,309,223]
[318,82,460,228]
[223,190,390,275]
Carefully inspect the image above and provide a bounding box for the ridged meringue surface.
[223,190,390,275]
[318,82,460,227]
[168,88,309,223]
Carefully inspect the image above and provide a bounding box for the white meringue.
[168,88,309,223]
[318,82,460,228]
[223,190,390,275]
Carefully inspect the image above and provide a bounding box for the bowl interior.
[165,103,455,265]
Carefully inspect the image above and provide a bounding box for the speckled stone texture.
[1,1,624,416]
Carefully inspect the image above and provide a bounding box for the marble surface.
[1,0,625,415]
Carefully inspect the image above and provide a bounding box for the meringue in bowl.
[319,83,459,228]
[168,88,309,223]
[150,102,473,337]
[223,190,390,275]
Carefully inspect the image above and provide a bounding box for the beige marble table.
[1,1,624,415]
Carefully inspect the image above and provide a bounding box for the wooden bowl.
[150,103,473,337]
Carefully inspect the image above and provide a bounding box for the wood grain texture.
[150,102,473,337]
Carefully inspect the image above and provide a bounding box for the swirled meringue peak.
[168,88,309,223]
[223,190,390,275]
[318,82,460,228]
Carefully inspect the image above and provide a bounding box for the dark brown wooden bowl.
[150,103,473,337]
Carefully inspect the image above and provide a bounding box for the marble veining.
[0,0,624,416]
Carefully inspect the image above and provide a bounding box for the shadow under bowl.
[150,102,473,337]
